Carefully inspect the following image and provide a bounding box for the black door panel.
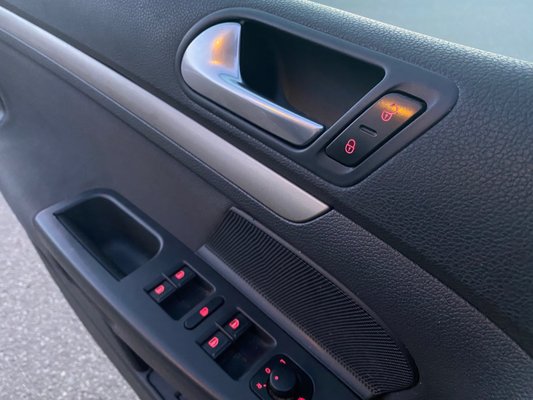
[0,1,531,399]
[2,0,530,354]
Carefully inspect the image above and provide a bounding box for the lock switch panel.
[326,93,424,167]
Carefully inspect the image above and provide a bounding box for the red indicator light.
[381,103,398,122]
[274,375,279,381]
[344,138,357,155]
[199,307,209,317]
[279,358,287,365]
[175,270,185,280]
[255,382,263,390]
[154,284,165,295]
[264,367,271,374]
[229,318,240,330]
[297,397,306,400]
[208,336,219,348]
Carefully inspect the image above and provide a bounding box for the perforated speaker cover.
[207,210,417,396]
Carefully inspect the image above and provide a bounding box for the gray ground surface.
[0,193,138,399]
[0,2,528,399]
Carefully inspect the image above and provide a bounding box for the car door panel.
[0,1,531,399]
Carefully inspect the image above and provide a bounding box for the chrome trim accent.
[0,95,5,123]
[181,23,324,146]
[0,7,329,222]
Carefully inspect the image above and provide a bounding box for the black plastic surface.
[326,93,424,167]
[57,196,162,280]
[148,370,182,399]
[34,190,357,400]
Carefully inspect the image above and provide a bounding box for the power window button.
[170,266,196,288]
[148,280,175,303]
[223,313,252,340]
[202,331,231,359]
[184,296,224,329]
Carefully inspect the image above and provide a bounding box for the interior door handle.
[181,22,324,146]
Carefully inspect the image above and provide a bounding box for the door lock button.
[326,93,424,167]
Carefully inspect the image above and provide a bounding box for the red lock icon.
[381,103,398,122]
[344,138,357,154]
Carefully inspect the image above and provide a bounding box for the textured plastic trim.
[203,208,418,397]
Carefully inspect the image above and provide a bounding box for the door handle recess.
[181,22,324,146]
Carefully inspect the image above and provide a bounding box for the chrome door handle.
[181,23,324,146]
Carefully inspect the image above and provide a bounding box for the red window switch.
[201,331,231,359]
[198,306,207,317]
[223,313,251,340]
[229,318,240,330]
[207,336,220,348]
[148,280,175,303]
[170,265,196,288]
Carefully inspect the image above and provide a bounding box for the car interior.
[0,1,531,399]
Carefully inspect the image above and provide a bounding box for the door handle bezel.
[181,22,324,147]
[176,10,458,187]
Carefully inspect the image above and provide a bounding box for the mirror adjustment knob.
[268,365,298,399]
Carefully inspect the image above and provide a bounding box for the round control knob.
[268,365,298,399]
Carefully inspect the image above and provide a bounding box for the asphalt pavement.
[0,194,138,399]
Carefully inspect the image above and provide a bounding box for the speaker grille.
[207,211,416,396]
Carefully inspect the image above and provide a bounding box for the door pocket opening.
[56,196,161,280]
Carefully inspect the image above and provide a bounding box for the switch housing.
[326,93,424,167]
